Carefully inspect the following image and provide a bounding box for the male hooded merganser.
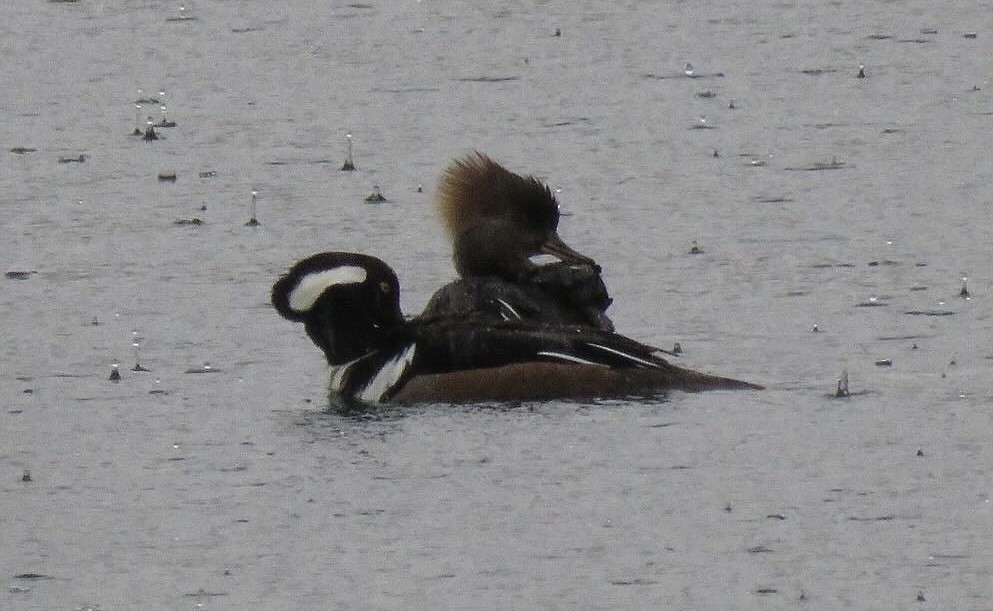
[272,252,762,408]
[429,152,614,330]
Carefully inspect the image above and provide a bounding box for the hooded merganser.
[438,152,595,281]
[422,260,615,331]
[432,153,614,330]
[272,252,762,408]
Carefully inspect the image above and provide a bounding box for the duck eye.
[379,281,391,294]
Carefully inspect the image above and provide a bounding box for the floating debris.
[609,578,659,586]
[158,172,177,182]
[131,330,150,372]
[874,359,892,367]
[245,190,260,226]
[165,4,198,21]
[5,270,34,280]
[856,297,887,307]
[133,103,144,135]
[185,362,220,374]
[173,217,204,226]
[455,75,520,83]
[185,588,229,598]
[643,67,724,80]
[58,154,87,163]
[904,310,954,316]
[142,122,159,141]
[835,369,850,397]
[149,379,168,395]
[785,157,847,171]
[691,115,715,129]
[198,170,217,178]
[13,573,52,580]
[364,185,387,203]
[10,147,37,154]
[696,90,717,98]
[135,91,160,105]
[340,132,355,171]
[156,95,177,127]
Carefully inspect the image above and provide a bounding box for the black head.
[272,252,404,364]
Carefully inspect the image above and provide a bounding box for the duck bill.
[540,233,596,266]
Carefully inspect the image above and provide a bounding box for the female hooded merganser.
[430,152,614,330]
[438,152,595,280]
[272,252,762,408]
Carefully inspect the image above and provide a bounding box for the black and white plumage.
[272,252,762,408]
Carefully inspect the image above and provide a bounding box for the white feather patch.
[328,359,357,393]
[587,343,661,368]
[357,343,417,403]
[288,266,367,312]
[537,350,604,366]
[494,298,522,320]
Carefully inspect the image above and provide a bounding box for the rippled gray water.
[2,1,992,609]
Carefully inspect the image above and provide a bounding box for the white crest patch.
[288,266,367,313]
[358,343,417,403]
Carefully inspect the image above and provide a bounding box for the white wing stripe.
[494,298,522,320]
[537,351,603,366]
[587,343,661,368]
[358,343,417,403]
